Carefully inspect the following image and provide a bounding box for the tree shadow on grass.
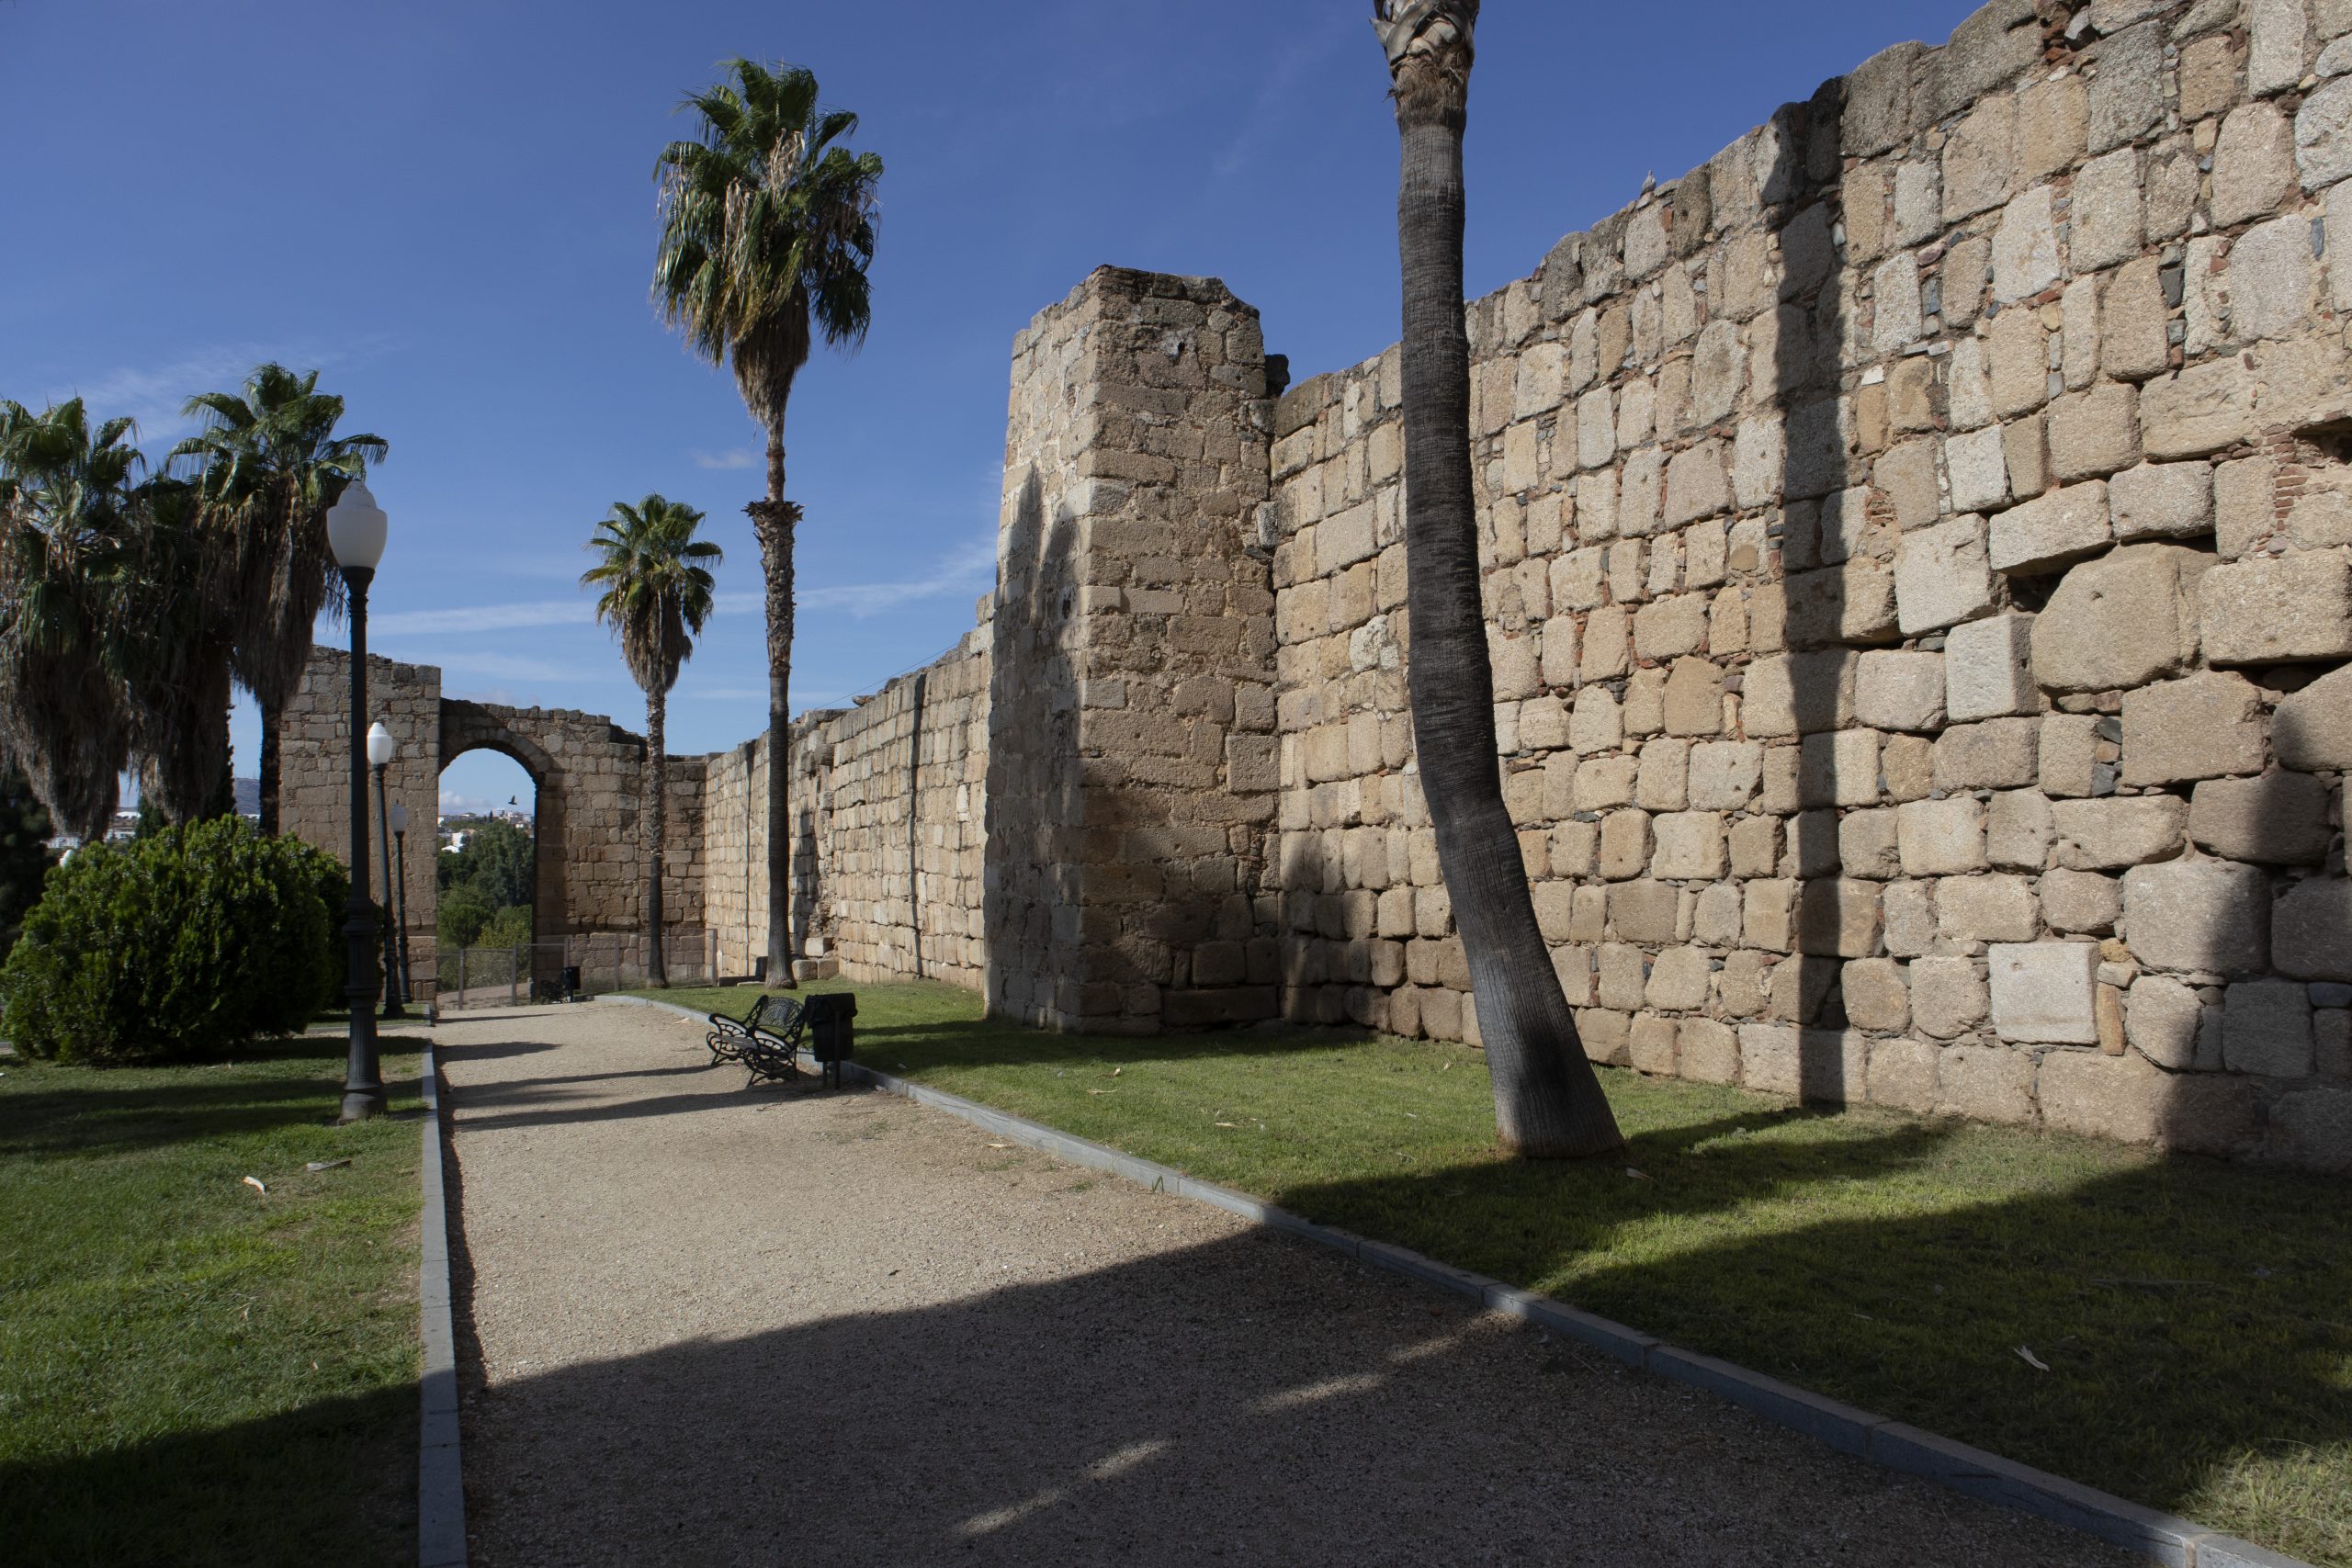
[0,1384,414,1568]
[0,1060,426,1159]
[1269,1128,2351,1556]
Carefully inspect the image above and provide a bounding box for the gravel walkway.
[438,1001,2136,1568]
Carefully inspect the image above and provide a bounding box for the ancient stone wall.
[1261,0,2352,1170]
[984,267,1283,1032]
[283,652,708,991]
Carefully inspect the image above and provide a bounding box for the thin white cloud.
[693,448,761,470]
[372,600,590,637]
[40,337,397,451]
[715,536,997,622]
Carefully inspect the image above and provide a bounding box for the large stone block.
[2189,773,2335,866]
[1898,796,1989,877]
[1946,614,2041,722]
[2052,796,2189,870]
[2141,359,2258,459]
[1742,649,1860,739]
[1986,789,2053,873]
[1938,874,2041,942]
[1868,1036,1940,1113]
[1841,809,1904,881]
[2213,102,2297,229]
[1795,879,1884,959]
[2043,868,2123,933]
[2224,979,2315,1077]
[2030,545,2208,694]
[2276,664,2352,771]
[1653,812,1728,881]
[1894,516,1998,634]
[2230,213,2321,343]
[2201,551,2352,665]
[2039,1049,2162,1145]
[2108,462,2214,544]
[1799,729,1883,808]
[2046,384,2140,483]
[1740,1023,1802,1098]
[1988,942,2100,1044]
[2300,74,2352,191]
[2120,672,2270,785]
[1933,718,2042,792]
[2275,878,2352,982]
[1783,563,1901,649]
[2127,974,2207,1070]
[1989,482,2111,574]
[2122,859,2273,975]
[1937,1043,2039,1123]
[1844,957,1913,1032]
[1856,650,1949,733]
[1912,955,1989,1039]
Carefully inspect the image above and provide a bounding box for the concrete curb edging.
[598,995,2313,1568]
[418,1039,468,1568]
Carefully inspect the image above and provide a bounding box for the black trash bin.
[802,992,857,1087]
[560,964,582,1000]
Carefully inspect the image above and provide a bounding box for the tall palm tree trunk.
[1387,6,1622,1158]
[646,681,670,987]
[257,697,282,835]
[752,423,798,989]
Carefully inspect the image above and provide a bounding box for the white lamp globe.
[389,803,409,834]
[367,721,397,768]
[326,480,389,572]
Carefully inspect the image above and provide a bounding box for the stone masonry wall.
[284,652,709,993]
[1262,0,2352,1172]
[985,267,1283,1032]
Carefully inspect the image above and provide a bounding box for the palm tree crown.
[0,400,145,837]
[581,494,723,696]
[652,57,883,426]
[169,364,385,835]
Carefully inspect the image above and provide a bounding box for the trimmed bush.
[2,818,348,1064]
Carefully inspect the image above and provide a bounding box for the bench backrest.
[747,992,803,1034]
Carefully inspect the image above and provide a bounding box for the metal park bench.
[706,993,808,1089]
[703,991,859,1090]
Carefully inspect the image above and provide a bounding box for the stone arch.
[281,649,710,1005]
[439,700,569,991]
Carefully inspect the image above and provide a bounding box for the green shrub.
[1,819,347,1063]
[435,884,492,950]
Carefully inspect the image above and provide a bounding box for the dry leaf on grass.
[242,1176,267,1194]
[2017,1347,2050,1372]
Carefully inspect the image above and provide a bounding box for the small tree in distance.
[582,494,721,987]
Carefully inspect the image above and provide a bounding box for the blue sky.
[3,0,1978,813]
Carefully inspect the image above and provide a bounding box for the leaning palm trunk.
[1381,0,1623,1157]
[752,430,800,987]
[645,681,669,987]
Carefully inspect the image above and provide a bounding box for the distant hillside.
[234,778,260,816]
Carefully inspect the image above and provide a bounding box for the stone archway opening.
[434,744,543,1006]
[437,701,568,1001]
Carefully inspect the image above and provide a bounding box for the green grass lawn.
[0,1034,431,1568]
[648,979,2351,1566]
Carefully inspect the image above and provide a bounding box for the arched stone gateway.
[279,649,709,1000]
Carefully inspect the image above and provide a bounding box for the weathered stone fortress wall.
[1262,0,2352,1169]
[282,651,706,989]
[985,269,1283,1032]
[282,0,2352,1170]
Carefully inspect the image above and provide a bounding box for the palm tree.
[0,400,143,840]
[169,365,387,835]
[1375,1,1623,1158]
[582,494,722,987]
[119,476,237,824]
[653,57,882,987]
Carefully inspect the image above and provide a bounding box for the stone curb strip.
[599,997,2312,1568]
[418,1037,468,1568]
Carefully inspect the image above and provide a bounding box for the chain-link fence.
[426,930,721,1011]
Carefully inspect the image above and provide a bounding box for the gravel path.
[439,1001,2136,1568]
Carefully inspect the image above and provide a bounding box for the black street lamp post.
[369,722,406,1021]
[328,481,390,1124]
[389,802,415,1007]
